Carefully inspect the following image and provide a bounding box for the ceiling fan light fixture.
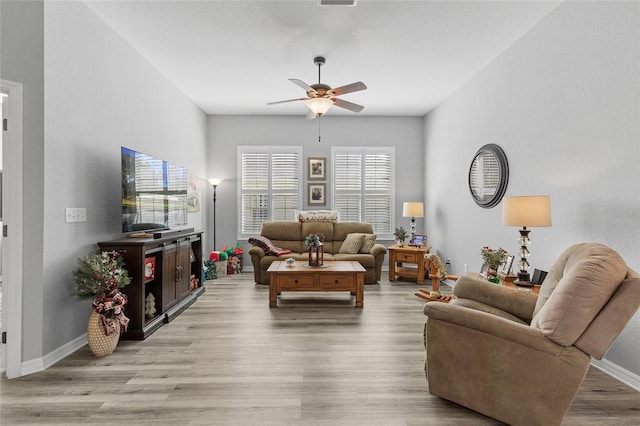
[306,97,333,116]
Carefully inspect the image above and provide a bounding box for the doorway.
[1,79,24,378]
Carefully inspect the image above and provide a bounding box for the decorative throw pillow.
[248,236,291,256]
[359,234,377,254]
[339,233,366,254]
[295,210,340,223]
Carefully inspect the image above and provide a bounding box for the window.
[238,146,302,237]
[332,147,395,237]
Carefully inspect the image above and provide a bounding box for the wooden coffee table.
[267,260,365,308]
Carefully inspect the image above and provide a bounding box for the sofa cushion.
[248,236,292,256]
[339,233,366,254]
[359,233,377,253]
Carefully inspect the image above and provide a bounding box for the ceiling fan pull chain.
[318,116,321,142]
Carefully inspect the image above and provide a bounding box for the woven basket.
[87,310,120,358]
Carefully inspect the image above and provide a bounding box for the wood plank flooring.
[1,274,639,425]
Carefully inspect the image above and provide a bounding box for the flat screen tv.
[121,146,188,233]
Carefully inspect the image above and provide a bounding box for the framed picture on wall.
[308,183,326,206]
[308,157,326,180]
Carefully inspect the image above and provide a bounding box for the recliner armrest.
[248,246,266,257]
[453,275,538,322]
[424,302,564,356]
[370,244,387,257]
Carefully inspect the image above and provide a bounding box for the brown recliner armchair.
[423,243,640,426]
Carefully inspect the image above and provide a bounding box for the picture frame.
[308,183,326,206]
[409,234,427,247]
[499,255,514,275]
[531,269,548,285]
[479,263,489,279]
[308,157,326,180]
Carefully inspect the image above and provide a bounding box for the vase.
[396,239,405,247]
[486,267,500,284]
[86,310,120,358]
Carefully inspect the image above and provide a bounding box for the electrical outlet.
[65,208,86,223]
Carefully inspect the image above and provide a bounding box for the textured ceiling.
[84,0,561,117]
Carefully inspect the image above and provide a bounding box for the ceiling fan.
[267,56,367,119]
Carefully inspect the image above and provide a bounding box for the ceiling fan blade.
[306,109,317,120]
[289,79,317,94]
[333,98,364,113]
[331,81,367,96]
[267,97,308,105]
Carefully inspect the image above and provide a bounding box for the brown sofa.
[248,221,387,285]
[422,243,640,426]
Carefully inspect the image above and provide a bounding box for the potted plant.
[480,246,508,283]
[394,227,408,246]
[74,250,131,357]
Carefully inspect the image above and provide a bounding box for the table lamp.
[403,202,424,244]
[502,196,551,284]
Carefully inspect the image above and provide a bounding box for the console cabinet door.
[176,239,191,300]
[162,244,178,310]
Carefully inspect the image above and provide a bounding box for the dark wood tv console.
[98,230,204,340]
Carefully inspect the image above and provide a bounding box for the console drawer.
[277,274,314,290]
[319,274,355,289]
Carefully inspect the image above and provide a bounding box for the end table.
[388,244,431,285]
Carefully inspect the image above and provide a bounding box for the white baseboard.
[20,334,86,377]
[591,358,640,391]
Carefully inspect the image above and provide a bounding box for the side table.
[388,244,431,285]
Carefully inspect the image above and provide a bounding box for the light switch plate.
[65,208,86,223]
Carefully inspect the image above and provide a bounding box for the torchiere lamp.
[206,178,223,250]
[403,202,424,244]
[502,196,552,284]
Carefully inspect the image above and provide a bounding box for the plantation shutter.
[332,147,394,235]
[334,153,362,222]
[271,153,300,221]
[364,152,392,233]
[239,147,302,237]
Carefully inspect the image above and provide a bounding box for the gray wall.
[205,115,425,257]
[424,1,640,375]
[1,0,208,366]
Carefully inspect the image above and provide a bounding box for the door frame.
[1,79,24,379]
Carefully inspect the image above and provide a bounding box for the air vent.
[319,0,357,6]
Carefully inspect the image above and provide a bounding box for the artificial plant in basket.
[74,250,131,336]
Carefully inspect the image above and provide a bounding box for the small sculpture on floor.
[416,253,459,303]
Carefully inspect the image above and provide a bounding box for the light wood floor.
[1,274,639,425]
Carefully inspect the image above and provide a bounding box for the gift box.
[215,260,227,277]
[222,244,244,274]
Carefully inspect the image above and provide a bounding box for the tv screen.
[121,147,188,233]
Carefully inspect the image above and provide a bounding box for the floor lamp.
[403,202,424,244]
[502,196,551,284]
[207,178,223,250]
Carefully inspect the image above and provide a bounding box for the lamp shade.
[502,196,551,227]
[306,98,333,116]
[206,177,223,186]
[403,202,424,218]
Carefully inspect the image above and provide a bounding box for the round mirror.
[468,144,509,208]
